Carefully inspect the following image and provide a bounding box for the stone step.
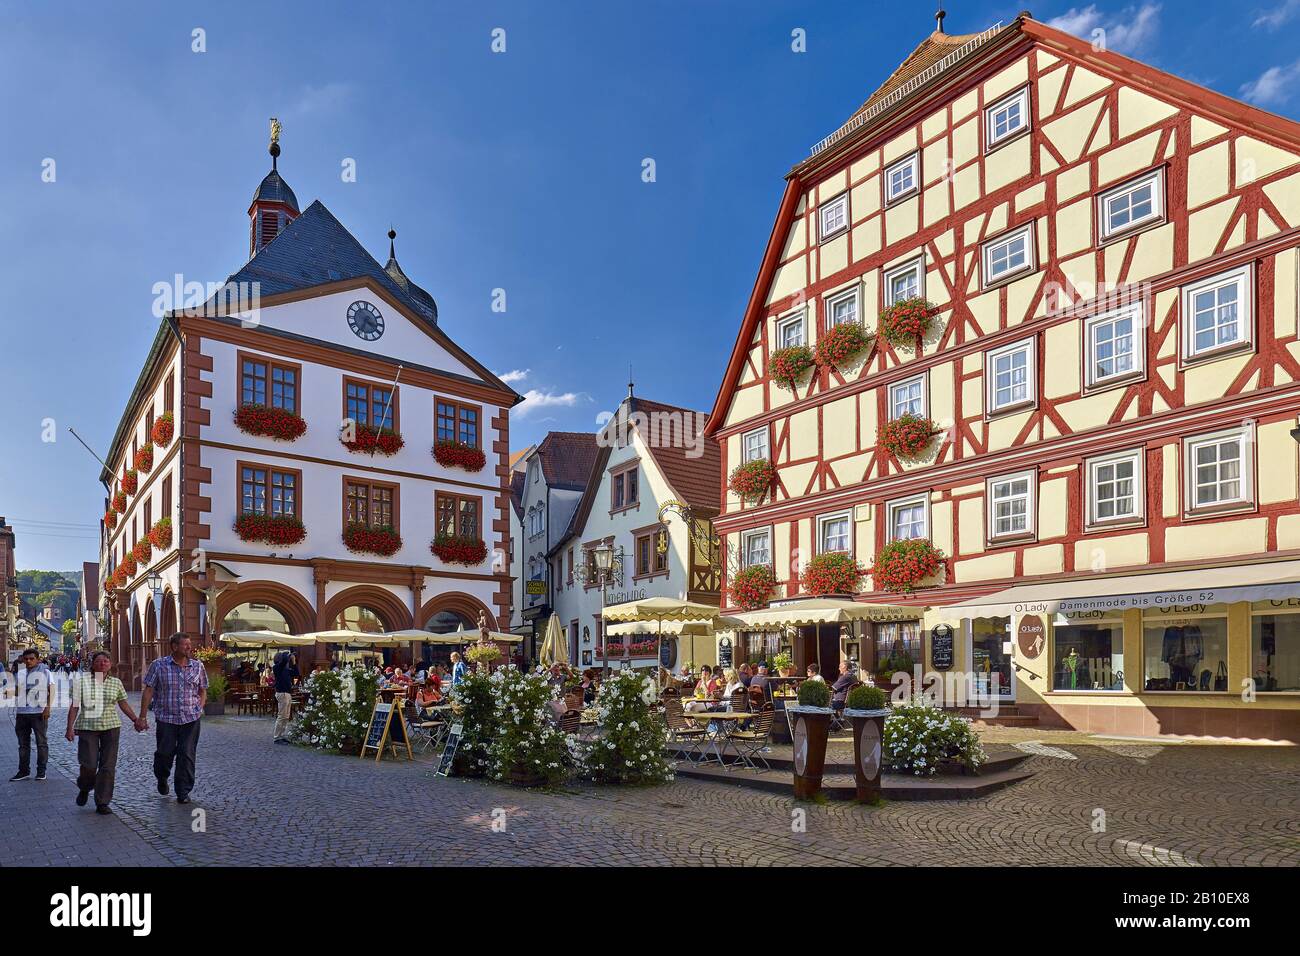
[666,747,1030,777]
[672,763,1034,801]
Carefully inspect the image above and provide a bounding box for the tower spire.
[935,3,946,34]
[388,226,396,261]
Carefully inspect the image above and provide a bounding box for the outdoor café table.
[682,711,751,767]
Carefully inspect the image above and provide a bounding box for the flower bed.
[729,564,776,610]
[112,491,128,514]
[878,297,935,350]
[728,459,775,505]
[132,538,152,564]
[234,512,306,546]
[343,522,401,556]
[879,413,938,461]
[487,666,572,787]
[103,510,117,531]
[234,403,307,441]
[579,670,672,784]
[342,424,404,456]
[432,439,487,471]
[134,443,154,474]
[148,517,173,550]
[769,344,815,390]
[291,666,382,752]
[151,412,174,448]
[814,322,873,369]
[801,551,865,596]
[430,534,487,566]
[872,538,945,593]
[883,695,985,776]
[120,469,138,496]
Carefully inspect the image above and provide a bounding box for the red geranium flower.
[814,323,873,369]
[151,412,175,448]
[878,413,938,461]
[729,564,776,610]
[432,440,487,472]
[872,539,946,593]
[430,534,487,566]
[121,554,137,578]
[104,510,118,531]
[112,491,128,514]
[234,404,307,441]
[728,459,775,505]
[148,517,173,550]
[234,512,307,546]
[800,552,865,596]
[132,538,152,564]
[343,522,402,556]
[769,345,815,390]
[342,424,405,456]
[120,469,139,496]
[878,297,936,351]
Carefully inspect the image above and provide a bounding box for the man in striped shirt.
[64,650,146,814]
[139,633,208,805]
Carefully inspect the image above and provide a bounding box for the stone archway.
[213,580,316,638]
[128,602,144,691]
[320,585,413,633]
[159,589,178,640]
[417,591,498,632]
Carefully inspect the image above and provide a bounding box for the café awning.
[601,596,724,623]
[937,559,1300,619]
[220,631,317,648]
[608,617,745,637]
[720,598,921,630]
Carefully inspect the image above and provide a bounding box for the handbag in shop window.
[1213,661,1228,692]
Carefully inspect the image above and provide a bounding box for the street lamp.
[146,571,163,645]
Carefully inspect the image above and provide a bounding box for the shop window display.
[1052,620,1123,691]
[1251,612,1300,693]
[1142,613,1229,692]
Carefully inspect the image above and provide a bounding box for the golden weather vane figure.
[269,117,282,148]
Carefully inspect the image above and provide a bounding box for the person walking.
[10,648,51,782]
[138,633,208,805]
[450,651,467,686]
[271,651,300,743]
[64,651,145,815]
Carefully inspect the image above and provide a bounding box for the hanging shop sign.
[1016,614,1046,660]
[930,624,954,670]
[525,580,547,596]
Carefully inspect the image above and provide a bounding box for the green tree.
[61,618,78,653]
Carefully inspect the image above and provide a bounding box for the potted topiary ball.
[788,677,834,799]
[844,684,890,802]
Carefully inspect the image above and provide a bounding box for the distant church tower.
[248,118,299,258]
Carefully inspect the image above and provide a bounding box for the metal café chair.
[663,697,707,764]
[728,703,776,771]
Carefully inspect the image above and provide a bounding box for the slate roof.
[534,432,601,491]
[251,169,299,211]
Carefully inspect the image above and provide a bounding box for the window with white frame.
[887,496,928,542]
[883,257,925,306]
[982,223,1035,286]
[741,427,768,463]
[776,310,806,349]
[1182,265,1253,360]
[985,337,1036,413]
[1184,428,1253,513]
[742,528,771,567]
[889,374,926,419]
[1099,168,1165,240]
[825,288,859,328]
[988,471,1036,540]
[818,512,851,554]
[819,193,849,239]
[1085,302,1144,387]
[1087,450,1144,526]
[884,153,919,204]
[985,87,1029,148]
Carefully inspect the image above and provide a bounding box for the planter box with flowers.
[769,344,815,391]
[879,412,940,462]
[121,554,137,579]
[112,491,128,514]
[728,459,775,505]
[234,512,307,546]
[801,551,865,596]
[103,510,118,531]
[234,403,307,442]
[878,297,936,352]
[729,564,776,610]
[132,538,153,564]
[342,424,404,456]
[814,322,874,371]
[343,522,402,557]
[148,517,173,550]
[430,534,487,566]
[151,412,174,449]
[133,443,154,475]
[872,538,946,593]
[120,469,139,497]
[432,440,487,472]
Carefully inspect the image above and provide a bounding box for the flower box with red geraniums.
[121,554,137,578]
[120,469,139,496]
[872,539,946,593]
[432,440,487,472]
[148,517,173,550]
[103,510,118,532]
[729,564,777,610]
[134,443,155,474]
[132,538,153,564]
[234,512,307,546]
[801,551,865,596]
[878,297,936,351]
[112,491,128,514]
[234,403,307,442]
[814,322,874,370]
[151,412,174,448]
[430,534,487,566]
[106,568,124,591]
[769,345,815,390]
[342,424,404,456]
[344,522,402,557]
[879,413,939,461]
[728,459,775,505]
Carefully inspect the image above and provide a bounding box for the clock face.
[346,301,384,341]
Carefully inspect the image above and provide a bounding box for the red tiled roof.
[535,431,601,491]
[629,397,721,513]
[846,30,978,123]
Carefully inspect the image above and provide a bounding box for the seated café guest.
[415,681,443,717]
[738,663,753,687]
[391,667,414,686]
[830,660,856,711]
[427,666,443,693]
[806,663,825,682]
[580,670,598,704]
[694,665,715,697]
[721,668,746,699]
[749,665,772,700]
[260,666,275,687]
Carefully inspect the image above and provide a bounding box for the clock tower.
[248,120,299,258]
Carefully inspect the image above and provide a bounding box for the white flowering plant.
[449,667,496,776]
[882,694,986,776]
[579,670,673,785]
[290,665,381,752]
[487,665,573,786]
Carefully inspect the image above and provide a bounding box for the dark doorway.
[817,624,840,676]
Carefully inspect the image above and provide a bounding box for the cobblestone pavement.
[5,701,1298,867]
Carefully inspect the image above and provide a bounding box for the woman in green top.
[64,651,145,815]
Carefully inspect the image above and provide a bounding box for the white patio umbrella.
[220,631,317,649]
[539,614,565,667]
[299,629,375,644]
[601,597,727,679]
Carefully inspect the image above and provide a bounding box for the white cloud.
[1048,3,1162,55]
[1240,59,1300,106]
[497,368,530,384]
[1253,0,1300,29]
[290,81,355,116]
[514,389,585,417]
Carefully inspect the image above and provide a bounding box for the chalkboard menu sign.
[718,637,733,668]
[364,702,393,749]
[360,700,411,762]
[930,625,955,671]
[435,723,463,777]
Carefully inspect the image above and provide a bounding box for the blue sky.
[2,0,1298,569]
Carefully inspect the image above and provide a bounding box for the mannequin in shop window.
[1159,623,1203,690]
